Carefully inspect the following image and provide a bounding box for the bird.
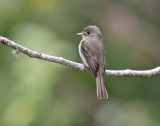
[76,25,108,99]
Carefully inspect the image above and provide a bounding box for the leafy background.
[0,0,160,126]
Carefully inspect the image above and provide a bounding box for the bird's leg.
[83,63,89,70]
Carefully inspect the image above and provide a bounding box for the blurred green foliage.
[0,0,160,126]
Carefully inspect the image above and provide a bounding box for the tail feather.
[96,71,108,99]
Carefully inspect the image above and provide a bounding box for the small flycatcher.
[77,25,108,99]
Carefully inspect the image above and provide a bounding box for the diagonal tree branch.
[0,36,160,78]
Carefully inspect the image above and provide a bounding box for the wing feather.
[81,41,99,77]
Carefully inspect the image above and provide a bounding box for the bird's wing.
[81,41,99,77]
[102,44,107,72]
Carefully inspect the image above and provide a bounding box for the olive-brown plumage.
[77,25,108,99]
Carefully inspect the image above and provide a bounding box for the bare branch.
[0,36,160,78]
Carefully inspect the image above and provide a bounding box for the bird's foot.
[83,63,89,70]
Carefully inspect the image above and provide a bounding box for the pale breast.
[79,41,89,67]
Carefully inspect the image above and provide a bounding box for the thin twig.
[0,36,160,78]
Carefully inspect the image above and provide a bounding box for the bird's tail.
[96,68,108,99]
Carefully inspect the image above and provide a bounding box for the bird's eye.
[87,31,90,34]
